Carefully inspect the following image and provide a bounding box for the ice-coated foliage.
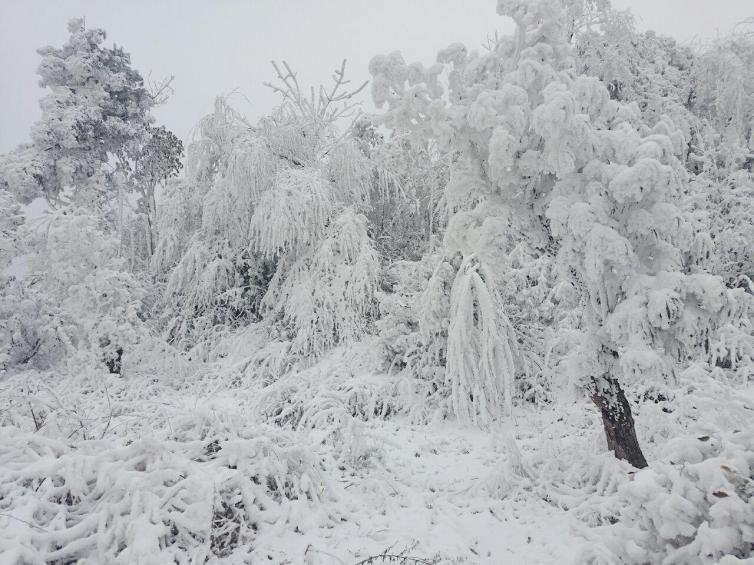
[0,145,51,205]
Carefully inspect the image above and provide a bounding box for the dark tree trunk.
[590,375,648,469]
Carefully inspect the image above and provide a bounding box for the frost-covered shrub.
[537,363,754,564]
[238,342,398,471]
[378,249,562,418]
[580,431,754,564]
[254,342,399,428]
[0,207,146,374]
[0,341,195,443]
[376,255,456,421]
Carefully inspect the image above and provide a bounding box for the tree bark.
[590,375,648,469]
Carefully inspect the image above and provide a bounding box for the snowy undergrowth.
[508,366,754,565]
[1,345,753,564]
[575,369,754,564]
[203,329,429,431]
[0,340,197,441]
[0,413,332,565]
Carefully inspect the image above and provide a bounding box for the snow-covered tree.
[119,125,184,270]
[156,62,384,360]
[28,18,154,207]
[0,18,183,276]
[694,24,754,172]
[687,27,754,297]
[571,4,754,298]
[370,0,752,461]
[575,11,695,111]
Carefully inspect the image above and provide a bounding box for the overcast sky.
[0,0,751,153]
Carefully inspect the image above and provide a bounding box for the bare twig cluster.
[265,59,368,124]
[353,541,437,565]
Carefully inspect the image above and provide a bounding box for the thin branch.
[0,513,50,532]
[146,73,175,106]
[29,402,42,432]
[265,59,368,126]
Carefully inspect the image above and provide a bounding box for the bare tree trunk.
[590,375,648,469]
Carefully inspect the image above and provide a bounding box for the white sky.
[0,0,751,153]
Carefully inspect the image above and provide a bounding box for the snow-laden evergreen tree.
[0,18,183,273]
[29,18,154,207]
[156,62,386,360]
[370,0,752,459]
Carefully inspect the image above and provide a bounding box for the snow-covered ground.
[251,417,580,564]
[0,396,585,564]
[2,354,752,564]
